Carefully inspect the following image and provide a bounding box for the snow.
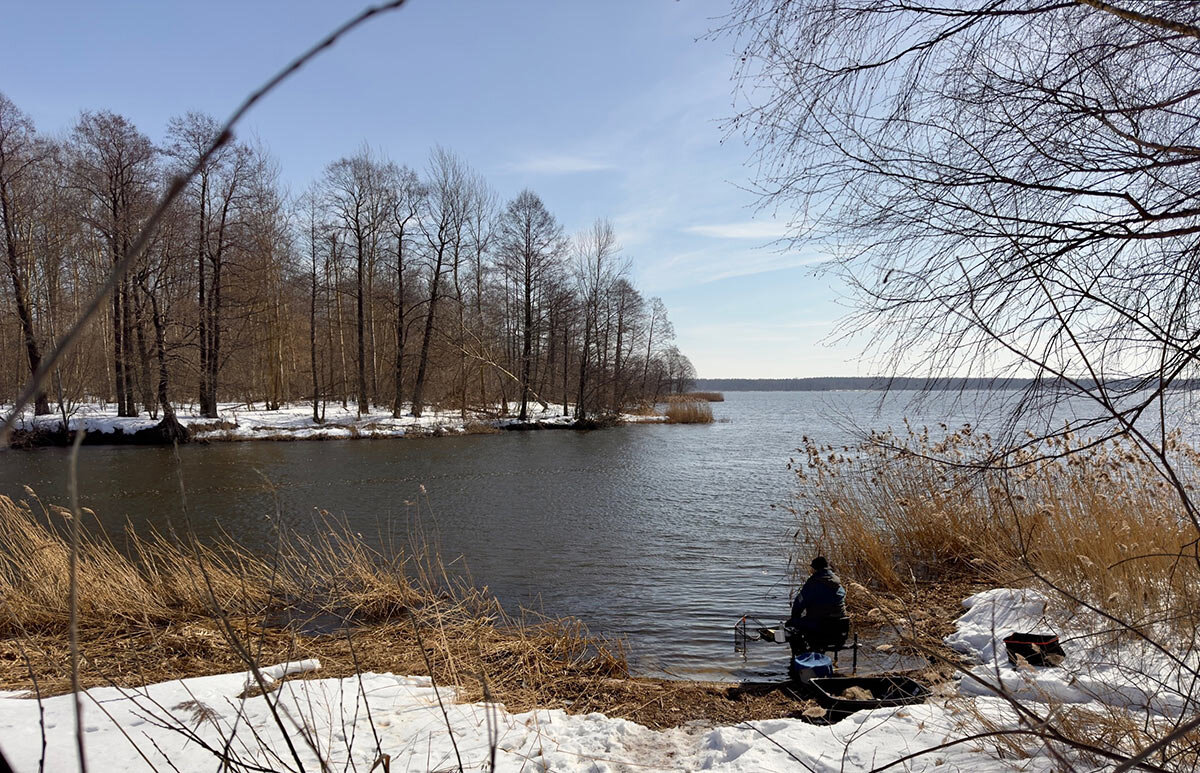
[947,588,1198,718]
[5,401,663,442]
[0,666,1031,772]
[0,588,1174,771]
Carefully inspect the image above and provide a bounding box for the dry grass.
[956,690,1200,771]
[791,427,1200,632]
[792,427,1200,768]
[664,401,714,424]
[0,492,823,730]
[0,492,619,695]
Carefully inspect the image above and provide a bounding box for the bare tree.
[389,165,424,418]
[0,89,693,431]
[641,296,674,401]
[572,219,624,421]
[411,147,467,418]
[298,187,327,423]
[69,110,157,418]
[464,175,498,412]
[322,147,393,415]
[722,0,1200,461]
[497,189,565,422]
[135,195,187,440]
[165,113,253,418]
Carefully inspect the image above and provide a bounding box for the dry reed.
[0,492,623,701]
[791,427,1200,632]
[664,401,714,424]
[0,492,821,730]
[667,392,725,403]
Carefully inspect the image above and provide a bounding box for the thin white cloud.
[506,154,614,175]
[638,246,826,292]
[685,221,792,240]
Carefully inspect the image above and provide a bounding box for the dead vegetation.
[0,492,816,730]
[791,426,1200,633]
[663,401,714,424]
[789,427,1200,768]
[667,392,725,403]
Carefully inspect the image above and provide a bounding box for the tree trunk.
[519,263,533,422]
[356,233,368,415]
[144,279,187,442]
[411,247,445,418]
[134,297,155,419]
[562,321,570,416]
[1,191,49,414]
[197,175,212,417]
[112,281,127,415]
[121,278,138,417]
[576,318,591,421]
[310,236,321,423]
[392,233,407,418]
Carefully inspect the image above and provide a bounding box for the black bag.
[1003,632,1065,667]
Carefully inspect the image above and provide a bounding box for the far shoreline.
[4,401,673,449]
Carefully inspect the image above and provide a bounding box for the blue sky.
[2,0,864,378]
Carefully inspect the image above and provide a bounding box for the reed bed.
[0,492,626,707]
[666,392,725,403]
[664,401,714,424]
[791,427,1200,631]
[0,492,819,729]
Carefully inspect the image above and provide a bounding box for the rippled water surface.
[0,390,1051,679]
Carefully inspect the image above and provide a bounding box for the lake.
[0,389,1064,680]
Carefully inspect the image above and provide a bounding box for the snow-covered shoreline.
[6,402,667,444]
[2,588,1184,771]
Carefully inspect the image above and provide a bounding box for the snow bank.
[5,401,624,443]
[5,588,1163,771]
[947,588,1198,718]
[0,664,1039,772]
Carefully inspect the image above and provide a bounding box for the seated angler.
[787,556,848,655]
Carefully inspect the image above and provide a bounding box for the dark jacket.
[790,568,847,622]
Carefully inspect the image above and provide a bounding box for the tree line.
[0,93,697,434]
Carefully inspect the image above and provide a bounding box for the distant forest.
[695,377,1037,392]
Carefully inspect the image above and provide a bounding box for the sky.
[0,0,866,378]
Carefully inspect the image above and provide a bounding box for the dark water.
[0,390,1056,679]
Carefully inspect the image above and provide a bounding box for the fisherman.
[787,556,848,655]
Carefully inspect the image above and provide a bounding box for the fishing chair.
[800,616,859,673]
